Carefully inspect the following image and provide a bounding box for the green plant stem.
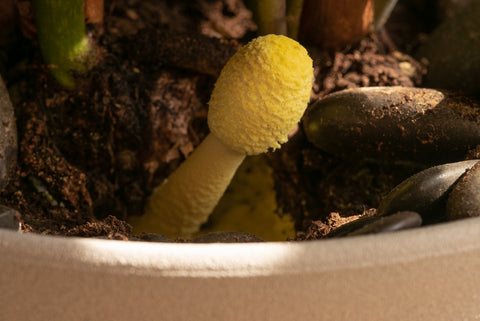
[286,0,303,39]
[32,0,93,88]
[246,0,287,35]
[374,0,398,30]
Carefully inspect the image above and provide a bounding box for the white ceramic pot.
[2,216,480,321]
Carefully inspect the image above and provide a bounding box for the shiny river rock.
[377,160,479,224]
[446,161,480,221]
[303,86,480,165]
[327,211,422,238]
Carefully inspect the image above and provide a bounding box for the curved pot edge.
[1,216,480,278]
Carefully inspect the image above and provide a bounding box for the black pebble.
[446,162,480,220]
[377,160,479,224]
[193,231,265,243]
[327,211,422,238]
[303,87,480,165]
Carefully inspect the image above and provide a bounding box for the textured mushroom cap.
[208,34,313,155]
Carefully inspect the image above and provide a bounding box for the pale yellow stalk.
[133,35,313,238]
[134,135,245,237]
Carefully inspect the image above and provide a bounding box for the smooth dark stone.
[417,1,480,96]
[140,233,173,243]
[377,160,479,223]
[0,205,20,231]
[327,211,422,237]
[347,211,422,236]
[446,161,480,220]
[326,216,379,238]
[303,87,480,165]
[0,76,17,190]
[193,231,265,243]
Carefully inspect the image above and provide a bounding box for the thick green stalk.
[33,0,93,88]
[246,0,287,35]
[286,0,303,39]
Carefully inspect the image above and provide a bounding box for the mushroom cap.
[208,34,313,155]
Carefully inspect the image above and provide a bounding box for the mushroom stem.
[133,134,245,237]
[134,35,313,239]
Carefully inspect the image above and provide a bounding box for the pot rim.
[2,216,480,278]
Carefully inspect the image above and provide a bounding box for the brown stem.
[286,0,304,39]
[85,0,103,25]
[298,0,374,50]
[245,0,287,36]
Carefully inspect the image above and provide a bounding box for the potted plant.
[1,0,480,320]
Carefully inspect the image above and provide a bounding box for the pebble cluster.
[377,160,479,224]
[306,1,480,237]
[305,86,480,236]
[0,205,20,231]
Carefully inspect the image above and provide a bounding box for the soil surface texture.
[0,0,462,242]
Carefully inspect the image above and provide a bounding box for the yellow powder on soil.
[198,155,295,241]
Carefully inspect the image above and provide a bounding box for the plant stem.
[374,0,398,30]
[32,0,94,88]
[286,0,304,39]
[298,0,374,50]
[246,0,287,35]
[134,134,246,237]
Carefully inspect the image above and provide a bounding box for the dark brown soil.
[0,0,434,241]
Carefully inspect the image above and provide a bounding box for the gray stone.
[446,161,480,220]
[0,75,16,190]
[0,205,20,231]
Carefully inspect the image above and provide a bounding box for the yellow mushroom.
[133,34,313,238]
